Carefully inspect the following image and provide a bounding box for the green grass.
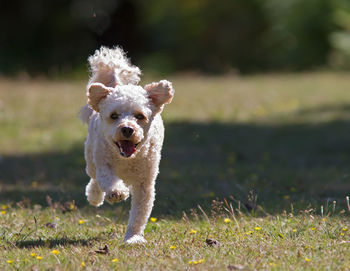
[0,72,350,270]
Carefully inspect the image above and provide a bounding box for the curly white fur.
[88,46,141,87]
[81,46,174,244]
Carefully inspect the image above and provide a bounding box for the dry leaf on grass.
[206,238,221,247]
[45,222,56,229]
[227,264,248,270]
[95,245,109,255]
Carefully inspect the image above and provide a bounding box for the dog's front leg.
[124,182,155,244]
[96,166,130,204]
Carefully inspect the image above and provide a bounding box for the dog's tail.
[79,104,94,124]
[88,46,141,87]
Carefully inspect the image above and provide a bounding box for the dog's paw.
[124,235,147,245]
[86,180,105,207]
[87,196,105,207]
[105,187,129,204]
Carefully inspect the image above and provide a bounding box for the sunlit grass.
[0,202,349,270]
[0,72,350,270]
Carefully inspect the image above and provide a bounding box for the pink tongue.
[120,140,136,156]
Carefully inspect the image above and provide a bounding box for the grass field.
[0,72,349,270]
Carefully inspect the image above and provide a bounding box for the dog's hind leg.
[123,182,155,244]
[85,178,105,207]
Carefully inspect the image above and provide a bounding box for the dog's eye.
[110,113,119,120]
[135,113,145,120]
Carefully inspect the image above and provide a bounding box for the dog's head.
[87,80,174,158]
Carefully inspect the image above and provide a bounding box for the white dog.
[80,46,174,244]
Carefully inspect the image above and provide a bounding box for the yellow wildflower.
[36,256,43,260]
[1,205,7,210]
[169,245,176,249]
[224,218,231,223]
[78,219,85,224]
[0,210,6,215]
[342,227,348,232]
[245,231,253,235]
[189,229,197,234]
[7,260,13,264]
[188,259,204,265]
[283,195,290,200]
[112,258,119,263]
[292,229,297,232]
[254,227,261,231]
[150,217,157,222]
[311,227,316,231]
[340,232,345,236]
[81,262,86,267]
[30,253,36,257]
[51,250,60,255]
[69,203,76,210]
[269,262,277,266]
[305,257,311,262]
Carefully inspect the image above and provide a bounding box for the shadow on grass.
[1,111,350,216]
[15,237,101,249]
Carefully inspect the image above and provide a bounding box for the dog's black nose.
[121,127,134,138]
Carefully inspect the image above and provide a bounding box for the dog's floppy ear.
[87,82,112,112]
[144,80,174,109]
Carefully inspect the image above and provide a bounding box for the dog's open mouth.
[115,140,139,157]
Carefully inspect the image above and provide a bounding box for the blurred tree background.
[0,0,350,76]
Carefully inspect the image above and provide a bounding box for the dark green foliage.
[0,0,95,75]
[139,0,268,73]
[263,0,335,70]
[0,0,344,74]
